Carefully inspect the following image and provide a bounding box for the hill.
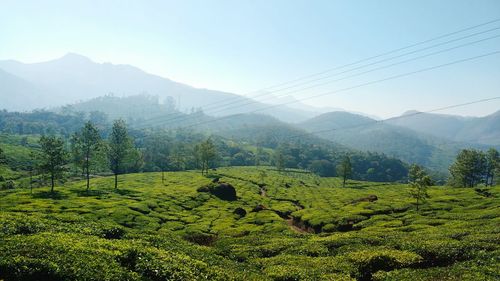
[0,54,316,122]
[0,167,498,280]
[388,110,500,146]
[298,111,488,174]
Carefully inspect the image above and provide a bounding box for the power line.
[204,27,500,114]
[199,17,500,109]
[136,30,500,127]
[137,18,500,126]
[134,50,500,130]
[197,33,500,117]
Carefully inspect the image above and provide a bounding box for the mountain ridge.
[0,53,324,122]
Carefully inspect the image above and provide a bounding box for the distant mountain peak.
[402,110,420,115]
[58,52,93,64]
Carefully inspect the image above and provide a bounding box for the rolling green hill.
[388,110,500,146]
[298,111,488,174]
[0,167,498,280]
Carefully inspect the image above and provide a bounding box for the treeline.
[1,109,414,184]
[0,109,105,137]
[448,148,499,187]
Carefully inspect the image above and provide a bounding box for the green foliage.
[0,167,499,280]
[108,119,134,189]
[0,146,6,164]
[408,164,432,211]
[449,148,496,187]
[37,135,69,192]
[71,121,105,190]
[195,137,217,175]
[337,155,352,187]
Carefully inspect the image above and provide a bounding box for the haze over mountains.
[0,53,326,122]
[298,111,499,174]
[1,53,499,174]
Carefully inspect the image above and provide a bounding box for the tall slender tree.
[275,151,286,174]
[72,121,102,191]
[0,147,6,164]
[108,119,131,189]
[337,155,352,188]
[408,164,432,211]
[37,135,68,192]
[197,138,217,175]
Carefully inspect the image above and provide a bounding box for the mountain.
[0,53,316,122]
[0,68,49,111]
[297,111,486,173]
[389,110,500,146]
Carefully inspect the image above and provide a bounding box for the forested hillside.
[298,111,494,175]
[0,109,411,187]
[388,110,500,146]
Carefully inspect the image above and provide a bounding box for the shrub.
[346,249,422,280]
[1,180,15,189]
[197,182,237,201]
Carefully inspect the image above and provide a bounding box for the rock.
[211,177,220,183]
[233,207,247,218]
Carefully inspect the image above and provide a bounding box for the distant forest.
[0,108,409,183]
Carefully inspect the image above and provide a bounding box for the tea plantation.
[0,167,498,280]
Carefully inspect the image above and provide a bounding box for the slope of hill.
[0,167,498,280]
[298,111,477,173]
[389,110,500,146]
[0,54,316,122]
[0,68,49,111]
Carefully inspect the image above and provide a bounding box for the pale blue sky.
[1,0,499,117]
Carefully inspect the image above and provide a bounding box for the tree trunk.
[162,171,164,184]
[29,170,33,194]
[51,173,55,193]
[86,165,90,191]
[114,173,118,189]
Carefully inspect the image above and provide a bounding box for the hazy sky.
[1,0,500,118]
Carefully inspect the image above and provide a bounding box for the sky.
[1,0,500,118]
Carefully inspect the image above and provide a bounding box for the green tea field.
[0,167,498,280]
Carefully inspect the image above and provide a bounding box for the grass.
[0,166,498,280]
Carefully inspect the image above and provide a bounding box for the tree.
[108,119,132,189]
[28,152,36,194]
[259,169,267,185]
[408,164,432,211]
[485,148,499,186]
[169,144,186,171]
[449,149,486,187]
[275,151,285,174]
[37,135,68,192]
[337,155,352,188]
[142,132,169,181]
[0,147,6,165]
[72,121,103,191]
[197,138,217,175]
[309,159,334,177]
